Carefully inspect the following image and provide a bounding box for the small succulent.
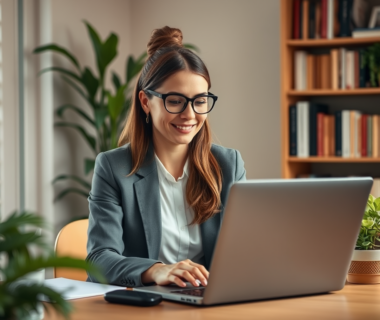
[0,212,105,320]
[356,194,380,250]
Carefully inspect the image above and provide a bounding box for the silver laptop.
[134,177,372,305]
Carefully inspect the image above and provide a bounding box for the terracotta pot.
[347,250,380,284]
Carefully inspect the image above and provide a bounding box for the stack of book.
[289,102,380,158]
[294,48,370,90]
[293,0,354,40]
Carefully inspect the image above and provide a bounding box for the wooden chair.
[54,219,89,281]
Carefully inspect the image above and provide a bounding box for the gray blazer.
[86,143,246,287]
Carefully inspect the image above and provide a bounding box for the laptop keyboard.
[170,288,205,297]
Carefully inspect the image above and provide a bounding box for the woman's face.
[140,70,209,148]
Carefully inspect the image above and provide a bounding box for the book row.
[294,48,372,90]
[289,102,380,158]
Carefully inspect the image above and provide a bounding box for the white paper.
[41,278,124,301]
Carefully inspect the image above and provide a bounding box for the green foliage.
[0,211,105,319]
[356,194,380,250]
[363,43,380,87]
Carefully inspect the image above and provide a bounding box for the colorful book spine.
[317,113,325,156]
[368,116,373,157]
[342,110,350,158]
[321,0,328,38]
[309,104,329,156]
[293,0,301,39]
[309,0,316,39]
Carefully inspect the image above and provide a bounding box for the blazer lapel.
[134,144,162,260]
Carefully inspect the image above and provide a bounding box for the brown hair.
[118,26,222,224]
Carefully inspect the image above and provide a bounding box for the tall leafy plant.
[33,21,146,201]
[0,211,105,319]
[364,43,380,88]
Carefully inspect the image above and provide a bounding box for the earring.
[146,113,150,124]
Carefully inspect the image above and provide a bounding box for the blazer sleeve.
[86,152,160,287]
[235,149,246,181]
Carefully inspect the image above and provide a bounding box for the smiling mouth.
[172,124,196,130]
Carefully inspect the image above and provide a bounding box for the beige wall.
[51,0,132,229]
[130,0,281,180]
[49,0,281,230]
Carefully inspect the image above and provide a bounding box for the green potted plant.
[0,211,105,320]
[347,194,380,284]
[364,43,380,88]
[33,21,198,204]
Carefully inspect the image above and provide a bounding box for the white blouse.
[155,154,205,265]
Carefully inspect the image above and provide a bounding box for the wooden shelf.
[288,157,380,163]
[287,37,380,47]
[288,88,380,96]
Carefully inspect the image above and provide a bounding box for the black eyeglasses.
[145,89,218,114]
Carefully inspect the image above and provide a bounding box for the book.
[338,0,354,37]
[310,103,329,156]
[373,115,379,158]
[309,0,317,38]
[339,48,346,89]
[354,51,359,89]
[361,114,367,157]
[295,51,307,90]
[342,110,350,158]
[335,110,342,156]
[320,54,331,89]
[307,54,315,89]
[368,115,372,157]
[321,0,328,38]
[331,49,339,89]
[345,51,355,89]
[352,27,380,38]
[317,113,325,156]
[327,0,334,39]
[297,101,310,157]
[328,115,336,156]
[356,111,361,158]
[293,0,301,39]
[315,0,322,38]
[289,105,297,156]
[303,0,310,39]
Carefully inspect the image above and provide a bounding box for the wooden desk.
[44,283,380,320]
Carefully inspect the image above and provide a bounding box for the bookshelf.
[280,0,380,179]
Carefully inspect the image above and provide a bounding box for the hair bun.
[147,26,183,58]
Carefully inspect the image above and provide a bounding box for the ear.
[139,90,150,115]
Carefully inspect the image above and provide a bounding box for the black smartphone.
[104,289,162,307]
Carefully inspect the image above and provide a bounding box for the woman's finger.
[168,274,186,287]
[171,268,198,287]
[188,261,209,280]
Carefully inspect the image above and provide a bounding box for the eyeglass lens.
[165,95,213,114]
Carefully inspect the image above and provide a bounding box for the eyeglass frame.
[145,89,218,114]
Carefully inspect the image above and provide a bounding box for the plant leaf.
[3,255,105,285]
[112,71,121,90]
[0,212,45,235]
[37,67,82,83]
[54,188,89,202]
[81,67,99,99]
[101,33,118,76]
[94,108,109,129]
[33,44,81,71]
[85,159,95,175]
[61,76,91,106]
[52,174,91,190]
[55,122,96,153]
[107,85,127,122]
[56,104,96,127]
[0,232,47,253]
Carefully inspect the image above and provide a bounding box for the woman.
[86,26,246,288]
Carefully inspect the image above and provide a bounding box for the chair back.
[54,219,89,281]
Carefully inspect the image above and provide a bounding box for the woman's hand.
[142,259,209,287]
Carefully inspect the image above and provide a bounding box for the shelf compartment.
[288,157,380,163]
[287,89,380,96]
[287,37,380,47]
